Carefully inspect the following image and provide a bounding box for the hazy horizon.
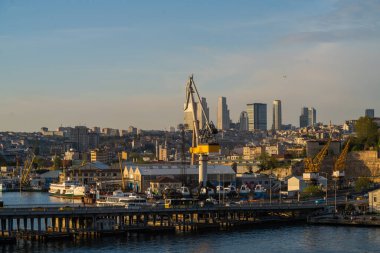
[1,0,380,132]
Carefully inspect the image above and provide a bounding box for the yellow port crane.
[332,139,350,179]
[118,152,126,192]
[303,139,331,182]
[20,153,36,187]
[184,75,220,187]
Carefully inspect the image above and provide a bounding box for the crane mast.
[184,75,220,187]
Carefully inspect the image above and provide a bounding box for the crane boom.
[332,139,350,178]
[304,139,331,173]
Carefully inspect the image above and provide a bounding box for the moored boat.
[49,180,87,198]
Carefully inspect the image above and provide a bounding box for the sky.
[1,0,380,132]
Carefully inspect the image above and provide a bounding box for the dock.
[0,203,325,243]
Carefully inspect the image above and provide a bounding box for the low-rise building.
[369,188,380,213]
[123,164,235,193]
[149,177,182,195]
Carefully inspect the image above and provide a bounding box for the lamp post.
[269,172,272,205]
[320,172,328,206]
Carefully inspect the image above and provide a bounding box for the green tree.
[354,117,379,150]
[258,152,278,170]
[302,185,324,198]
[52,156,62,170]
[354,177,372,192]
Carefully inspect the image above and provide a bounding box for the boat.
[0,182,7,192]
[224,185,237,195]
[239,184,251,196]
[200,187,215,196]
[177,186,191,197]
[96,194,148,208]
[254,184,266,198]
[216,185,226,195]
[48,180,87,198]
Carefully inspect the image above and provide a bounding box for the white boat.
[200,187,215,196]
[224,185,237,194]
[254,184,266,198]
[177,186,191,197]
[0,182,6,192]
[239,184,251,195]
[49,180,87,198]
[96,194,147,208]
[216,185,226,195]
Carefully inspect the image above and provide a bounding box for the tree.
[52,156,62,170]
[302,185,324,198]
[258,152,278,170]
[354,117,379,150]
[354,177,372,192]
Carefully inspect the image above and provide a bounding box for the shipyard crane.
[184,75,220,187]
[332,139,350,179]
[118,152,126,192]
[303,139,331,182]
[20,152,36,187]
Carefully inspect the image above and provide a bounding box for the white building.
[369,188,380,213]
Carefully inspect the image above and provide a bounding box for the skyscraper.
[217,97,230,130]
[299,107,316,128]
[308,107,316,126]
[300,107,309,128]
[272,100,282,131]
[247,103,267,131]
[365,109,375,118]
[239,111,249,131]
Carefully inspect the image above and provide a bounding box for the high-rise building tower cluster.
[299,107,317,128]
[183,95,321,131]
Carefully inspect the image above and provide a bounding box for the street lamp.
[319,172,328,206]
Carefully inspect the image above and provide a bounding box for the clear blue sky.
[1,0,380,131]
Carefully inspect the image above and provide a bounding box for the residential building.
[90,149,112,164]
[67,126,89,152]
[217,96,230,130]
[272,100,282,131]
[243,146,265,160]
[369,188,380,213]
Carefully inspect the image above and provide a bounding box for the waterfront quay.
[0,203,324,243]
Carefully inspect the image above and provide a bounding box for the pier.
[0,203,325,243]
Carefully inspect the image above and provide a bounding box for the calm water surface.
[0,192,379,253]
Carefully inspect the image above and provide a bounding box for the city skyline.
[1,1,380,132]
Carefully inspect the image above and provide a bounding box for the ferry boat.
[96,194,148,209]
[48,180,87,198]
